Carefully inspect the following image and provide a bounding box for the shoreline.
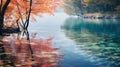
[78,13,120,19]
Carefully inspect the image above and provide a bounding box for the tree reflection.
[0,31,63,67]
[62,17,120,67]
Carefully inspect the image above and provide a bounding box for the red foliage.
[3,0,60,27]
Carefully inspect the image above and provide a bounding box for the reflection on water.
[62,17,120,67]
[1,13,120,67]
[0,31,63,67]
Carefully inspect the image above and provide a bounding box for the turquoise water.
[28,13,120,67]
[1,13,119,67]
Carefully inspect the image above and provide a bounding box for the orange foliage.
[2,33,63,67]
[3,0,60,27]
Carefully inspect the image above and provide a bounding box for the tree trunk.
[0,0,10,35]
[0,15,3,35]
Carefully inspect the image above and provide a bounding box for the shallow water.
[1,13,120,67]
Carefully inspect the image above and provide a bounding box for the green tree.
[62,0,84,15]
[62,0,120,15]
[85,0,120,13]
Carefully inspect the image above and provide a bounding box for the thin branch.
[24,8,28,28]
[16,18,20,30]
[25,0,32,29]
[16,4,25,29]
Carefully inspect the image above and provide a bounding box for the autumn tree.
[0,0,60,35]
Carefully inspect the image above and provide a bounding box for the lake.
[28,13,120,67]
[1,13,120,67]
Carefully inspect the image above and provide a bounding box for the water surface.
[1,13,119,67]
[28,13,120,67]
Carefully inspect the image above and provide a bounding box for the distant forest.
[62,0,120,15]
